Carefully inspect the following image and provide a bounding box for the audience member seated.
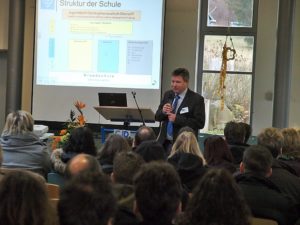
[204,135,236,173]
[177,168,251,225]
[0,170,57,225]
[65,153,102,179]
[224,121,248,165]
[58,171,116,225]
[257,128,300,206]
[0,110,51,177]
[112,151,144,225]
[277,128,300,176]
[132,126,156,150]
[235,145,299,225]
[239,122,252,145]
[168,131,207,193]
[51,127,97,174]
[98,134,131,174]
[133,162,182,225]
[136,140,166,163]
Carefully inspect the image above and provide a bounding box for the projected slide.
[35,0,164,89]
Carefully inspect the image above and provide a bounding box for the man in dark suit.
[155,68,205,152]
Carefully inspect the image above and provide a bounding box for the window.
[197,0,258,134]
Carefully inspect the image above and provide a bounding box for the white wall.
[0,0,9,131]
[0,0,8,50]
[162,0,198,92]
[252,0,278,134]
[289,0,300,127]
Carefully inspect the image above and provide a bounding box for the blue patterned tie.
[167,95,180,138]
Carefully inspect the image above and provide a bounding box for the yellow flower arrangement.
[52,100,86,150]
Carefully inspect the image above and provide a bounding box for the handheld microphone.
[131,91,145,126]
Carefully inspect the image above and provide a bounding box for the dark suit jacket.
[155,89,205,143]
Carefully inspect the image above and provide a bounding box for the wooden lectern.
[94,106,156,126]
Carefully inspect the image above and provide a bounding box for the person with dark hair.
[98,133,131,174]
[112,151,144,185]
[257,128,300,207]
[133,162,182,225]
[58,171,117,225]
[239,122,252,144]
[51,126,97,174]
[0,110,51,177]
[178,169,251,225]
[0,170,57,225]
[235,145,299,225]
[132,126,156,150]
[112,152,144,225]
[177,126,196,136]
[224,121,248,165]
[65,153,102,180]
[136,140,166,163]
[204,135,236,173]
[155,68,205,152]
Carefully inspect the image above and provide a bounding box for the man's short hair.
[134,126,156,147]
[65,154,102,180]
[172,68,189,82]
[58,171,116,225]
[135,140,166,162]
[224,121,246,144]
[242,145,273,176]
[257,128,283,158]
[134,162,182,223]
[113,151,144,185]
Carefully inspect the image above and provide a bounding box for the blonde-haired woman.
[169,131,206,163]
[0,111,51,177]
[167,131,207,193]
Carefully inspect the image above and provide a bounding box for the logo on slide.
[41,0,55,9]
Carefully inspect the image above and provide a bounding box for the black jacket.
[168,152,207,193]
[235,172,299,225]
[155,89,205,143]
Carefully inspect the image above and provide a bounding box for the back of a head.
[2,110,34,136]
[0,170,53,225]
[180,169,250,225]
[204,135,233,165]
[242,145,273,176]
[177,126,196,137]
[136,140,166,162]
[64,126,97,155]
[239,122,252,144]
[171,131,205,164]
[134,161,182,223]
[172,67,189,82]
[58,171,116,225]
[257,127,283,158]
[99,134,130,163]
[134,126,156,147]
[65,153,102,180]
[224,121,246,144]
[113,151,144,185]
[281,128,300,154]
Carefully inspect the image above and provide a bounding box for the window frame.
[196,0,259,127]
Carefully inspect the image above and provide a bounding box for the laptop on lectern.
[98,93,127,107]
